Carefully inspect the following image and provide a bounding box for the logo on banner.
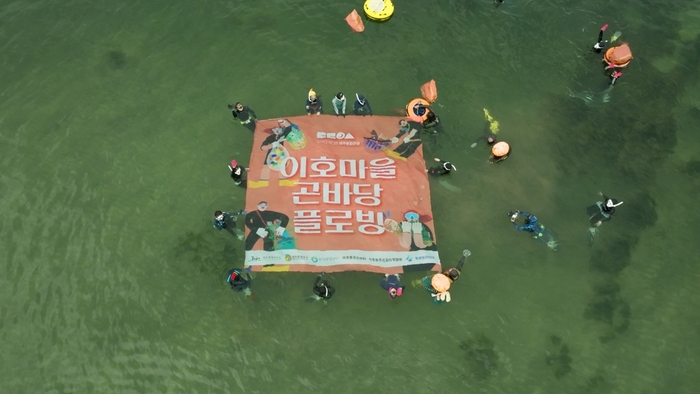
[317,132,355,140]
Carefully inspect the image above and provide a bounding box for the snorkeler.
[226,268,253,298]
[228,102,257,132]
[509,210,558,250]
[428,157,456,177]
[443,249,471,283]
[353,94,373,116]
[306,89,322,116]
[380,274,405,300]
[592,24,609,53]
[228,159,249,186]
[213,209,246,239]
[312,273,335,300]
[586,191,623,227]
[609,71,622,86]
[422,110,442,134]
[332,92,347,117]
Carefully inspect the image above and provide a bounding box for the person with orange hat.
[489,141,510,163]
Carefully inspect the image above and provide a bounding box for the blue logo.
[311,256,318,263]
[405,256,413,262]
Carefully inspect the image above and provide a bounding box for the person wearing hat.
[379,274,405,300]
[353,94,372,116]
[312,272,335,301]
[332,92,347,117]
[420,273,451,305]
[228,159,249,186]
[226,268,253,298]
[586,191,623,227]
[428,157,456,177]
[213,209,246,239]
[228,102,257,132]
[306,89,322,116]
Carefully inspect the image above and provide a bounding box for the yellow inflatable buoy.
[364,0,394,22]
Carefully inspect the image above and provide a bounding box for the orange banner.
[243,115,440,273]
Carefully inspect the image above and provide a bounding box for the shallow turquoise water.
[2,0,700,393]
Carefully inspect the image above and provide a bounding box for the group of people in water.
[217,24,629,302]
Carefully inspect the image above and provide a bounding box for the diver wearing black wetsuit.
[229,102,257,132]
[428,158,456,177]
[586,192,623,227]
[227,269,252,292]
[313,274,335,300]
[444,250,471,282]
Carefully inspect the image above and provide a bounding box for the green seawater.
[1,0,700,393]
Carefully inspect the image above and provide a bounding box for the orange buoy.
[431,273,451,293]
[406,98,430,122]
[345,9,365,33]
[420,79,438,103]
[492,141,510,157]
[604,43,633,68]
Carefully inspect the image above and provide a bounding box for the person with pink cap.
[228,159,249,186]
[379,274,405,300]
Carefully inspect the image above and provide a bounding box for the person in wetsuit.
[226,268,252,297]
[213,209,246,237]
[422,110,442,134]
[586,191,623,227]
[379,274,405,300]
[510,210,546,238]
[592,24,608,53]
[244,201,290,251]
[312,273,335,300]
[229,159,248,186]
[428,157,456,177]
[332,92,346,117]
[471,121,498,148]
[228,102,257,132]
[443,249,471,283]
[389,119,423,159]
[306,91,322,116]
[353,94,372,116]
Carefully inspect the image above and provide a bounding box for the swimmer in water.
[228,102,257,132]
[353,94,373,116]
[306,89,322,116]
[380,274,405,300]
[226,268,253,298]
[332,92,347,117]
[312,273,335,301]
[213,209,246,239]
[428,158,456,177]
[228,159,249,186]
[443,249,471,283]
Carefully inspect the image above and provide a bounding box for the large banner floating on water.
[243,115,440,274]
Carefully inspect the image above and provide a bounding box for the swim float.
[364,0,394,22]
[420,79,438,103]
[604,43,633,68]
[345,9,365,33]
[406,98,430,123]
[492,141,510,157]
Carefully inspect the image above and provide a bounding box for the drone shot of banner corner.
[242,115,441,274]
